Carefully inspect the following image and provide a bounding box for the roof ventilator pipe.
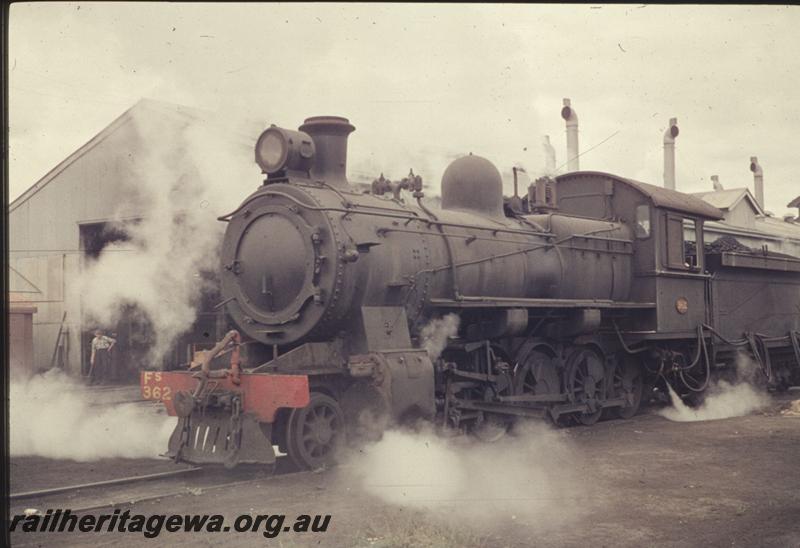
[542,135,556,172]
[750,156,764,210]
[561,99,579,172]
[663,117,679,190]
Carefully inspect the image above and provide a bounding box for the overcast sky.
[9,3,800,214]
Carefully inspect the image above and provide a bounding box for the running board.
[452,396,629,420]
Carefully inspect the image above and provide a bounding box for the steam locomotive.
[141,116,800,471]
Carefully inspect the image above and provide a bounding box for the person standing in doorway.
[89,329,116,385]
[107,331,120,383]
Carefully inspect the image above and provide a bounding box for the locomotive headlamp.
[675,297,689,314]
[255,125,315,175]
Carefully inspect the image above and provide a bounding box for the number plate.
[140,371,174,402]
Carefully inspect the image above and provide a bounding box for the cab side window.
[666,214,700,270]
[634,204,651,238]
[683,219,698,268]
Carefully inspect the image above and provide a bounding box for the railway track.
[10,459,305,515]
[10,467,203,501]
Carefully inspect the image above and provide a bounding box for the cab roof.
[556,171,724,220]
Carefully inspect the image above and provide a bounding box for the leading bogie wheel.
[285,392,345,471]
[470,412,510,443]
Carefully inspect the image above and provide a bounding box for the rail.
[10,467,202,500]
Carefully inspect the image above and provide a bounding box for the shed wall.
[9,117,149,376]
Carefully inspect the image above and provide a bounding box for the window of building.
[79,221,131,259]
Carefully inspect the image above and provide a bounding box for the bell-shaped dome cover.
[441,154,504,218]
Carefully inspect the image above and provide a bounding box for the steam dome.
[441,154,504,218]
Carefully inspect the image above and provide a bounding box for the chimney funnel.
[750,156,764,210]
[561,98,579,171]
[663,118,679,190]
[711,175,724,191]
[543,135,556,172]
[298,116,355,187]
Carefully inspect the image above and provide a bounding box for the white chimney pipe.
[711,175,724,191]
[750,156,764,210]
[561,98,579,171]
[663,117,679,190]
[543,135,556,172]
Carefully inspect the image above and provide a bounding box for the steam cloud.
[10,369,176,461]
[659,382,770,422]
[420,314,460,361]
[344,422,584,531]
[76,105,259,362]
[659,354,771,422]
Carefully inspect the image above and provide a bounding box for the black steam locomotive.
[142,116,800,471]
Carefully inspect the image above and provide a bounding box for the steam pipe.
[542,135,556,172]
[711,175,723,191]
[560,99,579,172]
[663,118,679,190]
[750,156,764,210]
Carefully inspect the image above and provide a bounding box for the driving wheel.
[565,347,607,426]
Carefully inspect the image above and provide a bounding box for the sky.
[8,3,800,214]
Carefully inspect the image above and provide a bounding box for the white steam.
[659,352,771,422]
[76,105,258,362]
[781,400,800,417]
[10,369,176,461]
[659,380,770,423]
[420,314,460,361]
[345,422,584,530]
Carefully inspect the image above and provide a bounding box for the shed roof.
[789,196,800,209]
[755,215,800,241]
[9,98,258,213]
[690,187,765,216]
[556,171,724,219]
